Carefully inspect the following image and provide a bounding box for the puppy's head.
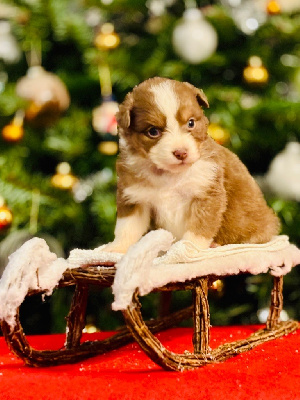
[117,77,209,173]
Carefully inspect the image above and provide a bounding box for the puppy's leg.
[104,204,150,253]
[182,231,213,249]
[183,183,227,249]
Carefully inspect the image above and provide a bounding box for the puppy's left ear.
[183,82,209,108]
[116,92,134,130]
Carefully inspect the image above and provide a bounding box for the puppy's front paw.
[102,242,128,254]
[182,231,212,249]
[210,241,220,248]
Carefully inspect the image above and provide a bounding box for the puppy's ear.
[195,88,209,109]
[183,82,209,108]
[116,92,133,130]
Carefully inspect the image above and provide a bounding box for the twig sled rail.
[0,231,300,370]
[0,265,194,367]
[123,275,299,371]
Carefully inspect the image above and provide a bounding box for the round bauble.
[92,101,119,135]
[211,279,224,293]
[16,66,70,127]
[147,0,176,17]
[221,0,266,35]
[94,23,120,50]
[2,120,24,142]
[265,142,300,201]
[51,162,78,190]
[243,56,269,85]
[172,8,218,64]
[266,0,281,15]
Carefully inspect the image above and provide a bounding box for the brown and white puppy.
[104,77,280,253]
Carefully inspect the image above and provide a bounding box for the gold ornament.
[2,122,24,142]
[266,0,281,15]
[210,279,224,292]
[94,23,120,50]
[51,162,78,190]
[83,324,99,334]
[16,66,70,127]
[207,123,230,145]
[2,111,24,142]
[0,198,13,230]
[98,141,118,155]
[243,56,269,85]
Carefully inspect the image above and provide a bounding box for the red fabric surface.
[0,326,300,400]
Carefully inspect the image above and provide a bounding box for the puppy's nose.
[173,149,188,161]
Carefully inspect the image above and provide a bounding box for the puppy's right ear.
[183,82,209,108]
[116,92,133,130]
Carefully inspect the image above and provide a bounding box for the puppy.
[104,77,280,253]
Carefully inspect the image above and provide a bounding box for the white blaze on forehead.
[150,81,179,129]
[148,80,200,172]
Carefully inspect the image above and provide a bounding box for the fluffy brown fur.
[104,77,280,253]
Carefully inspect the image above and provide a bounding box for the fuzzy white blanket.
[0,230,300,328]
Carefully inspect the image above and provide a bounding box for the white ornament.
[147,0,176,16]
[85,7,103,27]
[16,66,70,111]
[265,142,300,201]
[0,21,21,64]
[221,0,266,35]
[223,0,300,32]
[172,8,218,64]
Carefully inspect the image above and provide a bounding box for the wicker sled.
[1,261,298,371]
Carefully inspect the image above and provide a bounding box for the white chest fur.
[153,189,190,239]
[123,159,217,240]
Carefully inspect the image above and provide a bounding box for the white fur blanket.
[0,230,299,328]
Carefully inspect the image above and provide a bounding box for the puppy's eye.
[187,118,195,129]
[145,127,162,139]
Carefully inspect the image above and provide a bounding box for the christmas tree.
[0,0,300,334]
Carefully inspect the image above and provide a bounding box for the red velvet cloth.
[1,326,300,400]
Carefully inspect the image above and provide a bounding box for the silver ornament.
[172,8,218,64]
